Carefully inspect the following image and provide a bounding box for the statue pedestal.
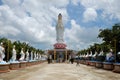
[113,63,120,73]
[89,61,96,66]
[86,60,90,65]
[26,62,32,66]
[95,62,103,68]
[10,63,20,70]
[0,64,10,73]
[103,62,114,70]
[19,61,27,68]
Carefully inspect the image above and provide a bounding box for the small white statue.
[83,54,85,57]
[36,53,39,60]
[38,53,40,60]
[93,51,97,57]
[0,42,5,62]
[85,53,89,57]
[89,51,93,57]
[30,51,33,60]
[11,45,17,61]
[106,49,113,61]
[33,52,36,60]
[19,48,25,61]
[98,50,104,56]
[39,54,41,60]
[25,50,29,61]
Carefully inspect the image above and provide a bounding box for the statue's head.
[21,48,23,51]
[13,45,15,48]
[58,13,62,20]
[0,42,3,45]
[110,49,113,52]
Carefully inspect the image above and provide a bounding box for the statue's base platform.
[0,64,10,73]
[103,62,114,70]
[86,60,90,65]
[89,61,96,66]
[80,60,84,64]
[26,62,32,66]
[113,63,120,73]
[95,62,103,68]
[10,63,20,70]
[19,62,27,68]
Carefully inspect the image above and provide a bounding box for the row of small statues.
[78,49,120,62]
[0,42,42,63]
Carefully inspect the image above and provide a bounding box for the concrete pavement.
[0,62,120,80]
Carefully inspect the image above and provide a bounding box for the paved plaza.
[0,62,120,80]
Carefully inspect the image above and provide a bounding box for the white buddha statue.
[39,54,41,60]
[93,51,97,57]
[36,53,39,60]
[0,42,5,62]
[98,50,104,56]
[25,50,29,61]
[89,51,93,57]
[34,52,36,60]
[19,48,25,61]
[86,53,89,57]
[56,13,64,43]
[30,51,33,60]
[11,45,17,61]
[106,49,113,61]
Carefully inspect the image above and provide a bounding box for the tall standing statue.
[0,42,5,62]
[106,49,115,62]
[89,51,93,57]
[98,50,104,56]
[36,53,38,60]
[93,51,97,57]
[19,48,25,61]
[25,50,29,61]
[39,54,41,60]
[30,51,33,60]
[34,52,36,60]
[11,45,17,61]
[56,13,64,43]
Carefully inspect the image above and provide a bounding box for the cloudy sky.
[0,0,120,50]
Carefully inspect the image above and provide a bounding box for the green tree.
[98,23,120,53]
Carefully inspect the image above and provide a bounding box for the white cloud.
[83,8,97,22]
[71,0,120,20]
[0,0,69,49]
[65,20,102,50]
[71,0,80,5]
